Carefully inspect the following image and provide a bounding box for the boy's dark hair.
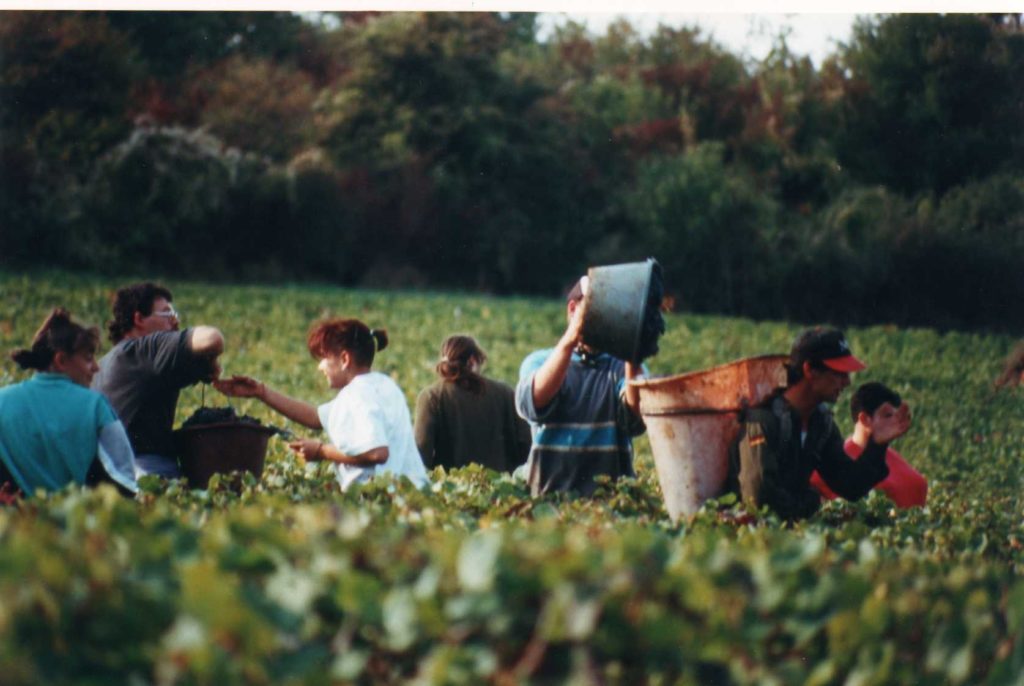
[108,282,173,343]
[850,382,902,422]
[566,277,586,304]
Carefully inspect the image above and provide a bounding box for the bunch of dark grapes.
[181,407,261,428]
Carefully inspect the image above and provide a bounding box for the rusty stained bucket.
[630,354,789,521]
[176,422,276,489]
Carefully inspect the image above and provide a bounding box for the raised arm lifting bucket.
[629,354,789,521]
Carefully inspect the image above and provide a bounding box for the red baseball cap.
[790,327,866,373]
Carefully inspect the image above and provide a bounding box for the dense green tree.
[623,143,778,315]
[106,11,311,79]
[187,55,317,162]
[639,25,754,152]
[0,12,140,266]
[836,13,1024,194]
[77,125,276,274]
[106,12,334,127]
[0,12,138,173]
[748,36,845,211]
[1,10,1021,330]
[317,12,594,292]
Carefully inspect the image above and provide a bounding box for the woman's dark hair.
[436,335,486,393]
[307,318,388,367]
[11,308,99,372]
[108,282,173,343]
[995,341,1024,390]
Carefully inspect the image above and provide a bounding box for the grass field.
[1,271,1022,685]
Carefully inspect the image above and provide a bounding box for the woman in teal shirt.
[0,308,137,497]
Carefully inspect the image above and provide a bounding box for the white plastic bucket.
[630,354,788,521]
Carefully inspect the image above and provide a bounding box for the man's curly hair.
[107,282,173,343]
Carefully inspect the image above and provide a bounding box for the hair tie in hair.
[369,328,379,351]
[11,348,39,371]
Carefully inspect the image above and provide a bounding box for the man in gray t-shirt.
[91,283,224,478]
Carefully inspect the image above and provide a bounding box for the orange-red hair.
[307,318,388,367]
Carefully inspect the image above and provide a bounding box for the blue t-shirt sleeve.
[515,349,559,423]
[518,350,550,383]
[515,375,537,422]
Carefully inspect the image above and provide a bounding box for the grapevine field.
[1,271,1022,685]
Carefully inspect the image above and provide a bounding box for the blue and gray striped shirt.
[515,349,645,496]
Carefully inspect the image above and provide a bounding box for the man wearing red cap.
[726,327,911,520]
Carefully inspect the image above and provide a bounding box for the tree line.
[1,12,1022,331]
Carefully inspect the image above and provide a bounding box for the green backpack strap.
[771,395,793,459]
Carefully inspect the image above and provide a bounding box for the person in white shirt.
[214,318,428,491]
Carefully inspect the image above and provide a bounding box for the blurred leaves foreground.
[0,272,1022,685]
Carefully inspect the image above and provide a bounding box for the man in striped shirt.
[515,277,645,496]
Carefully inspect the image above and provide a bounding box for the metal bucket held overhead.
[630,354,789,521]
[580,259,657,363]
[176,422,276,489]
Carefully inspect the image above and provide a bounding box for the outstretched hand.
[288,438,325,461]
[213,375,265,399]
[872,402,912,444]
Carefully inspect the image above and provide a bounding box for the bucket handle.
[640,407,740,417]
[202,376,237,413]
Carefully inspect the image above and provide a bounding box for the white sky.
[536,13,862,65]
[0,1,1012,68]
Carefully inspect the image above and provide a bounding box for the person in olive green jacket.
[726,327,911,520]
[414,335,530,473]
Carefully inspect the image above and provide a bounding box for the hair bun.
[12,307,99,372]
[10,347,45,371]
[369,328,389,352]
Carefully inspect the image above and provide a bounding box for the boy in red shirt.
[811,382,927,508]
